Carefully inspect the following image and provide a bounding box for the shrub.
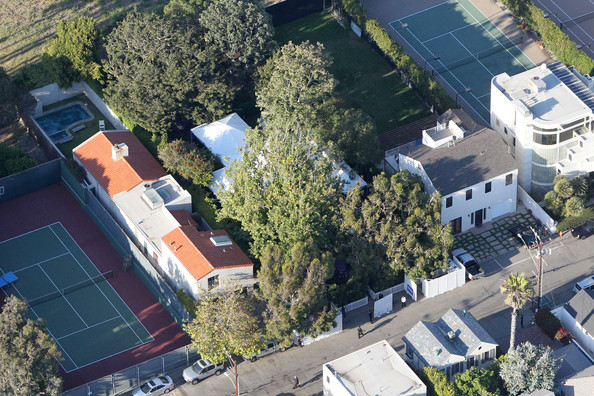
[176,288,197,318]
[534,306,562,339]
[421,367,456,396]
[556,206,594,233]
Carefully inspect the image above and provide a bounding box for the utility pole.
[530,226,549,311]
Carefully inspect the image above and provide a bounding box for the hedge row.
[176,288,198,318]
[500,0,594,75]
[556,206,594,233]
[337,0,456,112]
[534,306,562,340]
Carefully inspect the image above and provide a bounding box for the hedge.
[421,367,457,396]
[500,0,594,75]
[534,306,562,340]
[556,206,594,233]
[176,288,198,318]
[336,0,456,112]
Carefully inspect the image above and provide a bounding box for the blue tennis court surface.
[390,0,535,123]
[0,223,153,372]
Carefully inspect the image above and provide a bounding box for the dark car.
[509,224,537,248]
[571,220,594,240]
[452,248,485,280]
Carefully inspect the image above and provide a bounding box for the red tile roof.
[73,131,167,197]
[162,227,252,281]
[170,210,197,227]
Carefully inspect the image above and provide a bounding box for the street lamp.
[455,87,472,106]
[423,56,440,71]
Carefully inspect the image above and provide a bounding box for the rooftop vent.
[111,143,129,162]
[210,235,232,247]
[434,348,440,357]
[447,330,456,341]
[529,75,546,94]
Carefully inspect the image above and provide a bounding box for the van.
[244,339,289,362]
[573,275,594,294]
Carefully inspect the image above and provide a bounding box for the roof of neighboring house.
[379,113,439,151]
[73,131,167,197]
[403,127,517,196]
[191,113,248,168]
[169,210,197,227]
[437,109,483,134]
[403,308,498,367]
[558,364,594,396]
[162,227,253,281]
[565,289,594,334]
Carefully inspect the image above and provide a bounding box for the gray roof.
[404,128,517,196]
[437,109,483,134]
[565,289,594,334]
[403,309,498,367]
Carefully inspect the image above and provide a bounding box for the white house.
[73,130,254,299]
[191,113,367,194]
[403,309,498,380]
[323,340,426,396]
[490,62,594,197]
[552,289,594,360]
[398,120,517,234]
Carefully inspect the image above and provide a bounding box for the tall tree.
[104,11,235,134]
[183,285,262,396]
[200,0,274,73]
[340,171,453,280]
[256,41,336,129]
[0,296,62,395]
[258,240,336,345]
[500,342,555,395]
[43,15,101,86]
[218,123,344,258]
[500,273,534,351]
[158,139,214,186]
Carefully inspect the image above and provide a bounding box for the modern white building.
[398,119,517,234]
[73,130,254,299]
[490,62,594,197]
[191,113,367,194]
[403,309,498,381]
[322,340,426,396]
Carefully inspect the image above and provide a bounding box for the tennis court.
[390,0,535,124]
[0,222,153,373]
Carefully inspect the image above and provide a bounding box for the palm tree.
[500,272,534,351]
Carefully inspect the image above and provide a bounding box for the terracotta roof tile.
[170,210,197,227]
[73,131,167,197]
[162,227,252,281]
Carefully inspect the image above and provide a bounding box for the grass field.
[0,0,165,76]
[274,11,431,133]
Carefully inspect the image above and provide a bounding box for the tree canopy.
[158,139,214,186]
[0,296,62,395]
[500,272,534,351]
[340,171,453,280]
[104,11,235,134]
[200,0,274,72]
[0,143,37,178]
[500,342,555,395]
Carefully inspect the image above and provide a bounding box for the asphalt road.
[160,233,594,396]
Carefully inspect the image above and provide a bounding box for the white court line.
[57,316,121,341]
[422,22,481,44]
[405,28,491,120]
[49,224,146,345]
[11,253,70,274]
[392,0,456,22]
[477,92,491,99]
[533,0,594,53]
[456,0,533,71]
[450,33,495,77]
[37,265,89,327]
[0,222,62,246]
[0,268,79,370]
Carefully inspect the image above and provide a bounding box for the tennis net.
[28,270,114,306]
[432,38,523,75]
[562,11,594,29]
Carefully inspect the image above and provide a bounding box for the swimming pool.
[34,103,93,144]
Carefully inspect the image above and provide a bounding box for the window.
[467,356,475,369]
[451,362,461,374]
[504,127,508,135]
[405,343,413,359]
[506,174,513,185]
[512,137,516,147]
[466,189,472,200]
[471,212,474,225]
[446,196,453,208]
[208,275,220,290]
[485,182,492,193]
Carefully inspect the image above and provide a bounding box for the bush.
[534,306,562,339]
[327,277,368,307]
[556,206,594,233]
[421,367,456,396]
[0,142,37,178]
[176,288,197,318]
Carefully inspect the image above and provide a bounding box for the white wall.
[161,241,199,298]
[421,263,465,299]
[323,364,353,396]
[554,307,594,357]
[398,155,437,195]
[441,170,518,233]
[517,186,557,232]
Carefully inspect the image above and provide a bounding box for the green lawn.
[274,11,431,133]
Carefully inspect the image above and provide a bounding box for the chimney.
[111,143,129,162]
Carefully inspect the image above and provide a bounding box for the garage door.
[492,199,512,219]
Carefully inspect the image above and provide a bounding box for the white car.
[573,275,594,294]
[183,359,225,384]
[452,248,484,280]
[132,376,174,396]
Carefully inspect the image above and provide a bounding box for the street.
[163,232,594,395]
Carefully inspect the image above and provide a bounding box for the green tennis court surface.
[0,223,153,372]
[390,0,535,123]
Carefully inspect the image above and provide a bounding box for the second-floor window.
[485,182,492,193]
[466,189,472,200]
[446,196,453,208]
[506,174,513,185]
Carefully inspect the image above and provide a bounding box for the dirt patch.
[0,120,48,163]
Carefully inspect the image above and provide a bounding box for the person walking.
[297,336,303,347]
[401,295,407,308]
[293,375,300,389]
[358,326,364,339]
[520,313,524,328]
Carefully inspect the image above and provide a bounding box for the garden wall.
[518,186,557,232]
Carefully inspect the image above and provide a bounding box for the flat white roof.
[191,113,248,168]
[324,340,426,396]
[494,65,592,126]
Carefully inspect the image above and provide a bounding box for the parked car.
[573,275,594,293]
[244,339,290,362]
[571,220,594,240]
[508,224,537,248]
[451,248,484,280]
[183,359,225,385]
[132,376,174,396]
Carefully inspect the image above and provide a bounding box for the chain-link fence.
[63,345,200,396]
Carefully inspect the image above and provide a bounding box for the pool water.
[35,104,92,139]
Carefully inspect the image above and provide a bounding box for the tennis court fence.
[63,344,201,396]
[562,10,594,28]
